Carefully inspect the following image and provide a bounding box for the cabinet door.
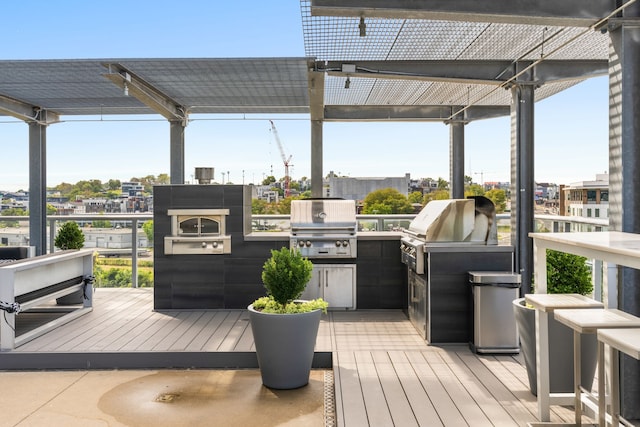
[323,265,355,309]
[300,266,322,300]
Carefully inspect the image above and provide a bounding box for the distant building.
[484,181,510,192]
[562,173,609,220]
[81,198,108,213]
[325,172,411,201]
[0,226,147,249]
[122,182,145,197]
[0,227,30,246]
[0,201,27,212]
[253,185,280,203]
[408,178,438,194]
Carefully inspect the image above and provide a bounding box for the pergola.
[1,0,639,415]
[305,0,640,418]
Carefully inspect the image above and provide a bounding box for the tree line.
[48,174,170,200]
[252,185,507,215]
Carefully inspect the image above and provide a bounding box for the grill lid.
[407,199,475,241]
[290,199,357,234]
[406,197,497,244]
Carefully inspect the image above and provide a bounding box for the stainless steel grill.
[290,199,357,259]
[400,196,497,274]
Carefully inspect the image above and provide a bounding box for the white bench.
[0,249,94,350]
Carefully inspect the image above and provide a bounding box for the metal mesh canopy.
[0,3,613,122]
[0,58,310,117]
[301,0,610,108]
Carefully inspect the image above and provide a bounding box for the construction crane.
[269,120,292,197]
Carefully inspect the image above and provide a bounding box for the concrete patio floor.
[0,369,328,427]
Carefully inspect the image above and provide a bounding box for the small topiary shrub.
[254,247,327,314]
[54,221,85,250]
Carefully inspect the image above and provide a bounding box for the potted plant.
[54,221,85,250]
[54,221,86,304]
[513,249,597,395]
[248,247,328,389]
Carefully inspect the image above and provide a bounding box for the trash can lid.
[468,271,521,284]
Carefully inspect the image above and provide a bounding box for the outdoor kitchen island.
[401,199,515,344]
[153,184,406,311]
[153,184,514,346]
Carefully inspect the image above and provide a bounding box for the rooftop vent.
[195,167,214,185]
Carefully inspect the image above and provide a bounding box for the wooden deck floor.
[2,288,587,426]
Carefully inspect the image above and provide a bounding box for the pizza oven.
[164,209,231,255]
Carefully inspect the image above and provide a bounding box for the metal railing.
[0,213,152,287]
[0,212,611,288]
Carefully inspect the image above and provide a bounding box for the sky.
[0,1,610,192]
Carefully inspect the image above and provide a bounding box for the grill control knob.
[305,240,312,247]
[410,248,416,255]
[213,242,218,248]
[335,240,341,247]
[342,240,349,247]
[298,240,305,247]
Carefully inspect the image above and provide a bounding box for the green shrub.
[261,247,313,306]
[93,265,153,288]
[96,258,153,268]
[137,269,154,287]
[253,247,326,313]
[54,221,85,250]
[251,296,327,314]
[546,249,593,295]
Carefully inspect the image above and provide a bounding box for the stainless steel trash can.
[469,271,521,354]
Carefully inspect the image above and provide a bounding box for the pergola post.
[448,109,465,199]
[608,3,640,418]
[510,63,536,295]
[28,120,47,255]
[170,120,185,184]
[308,68,325,198]
[310,120,323,198]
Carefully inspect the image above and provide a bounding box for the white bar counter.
[530,231,640,295]
[529,231,640,423]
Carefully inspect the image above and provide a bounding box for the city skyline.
[0,2,610,192]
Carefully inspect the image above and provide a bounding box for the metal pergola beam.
[310,0,617,27]
[320,60,608,86]
[102,64,187,123]
[323,105,510,122]
[0,94,59,125]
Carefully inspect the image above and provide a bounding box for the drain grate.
[155,393,180,403]
[324,371,336,427]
